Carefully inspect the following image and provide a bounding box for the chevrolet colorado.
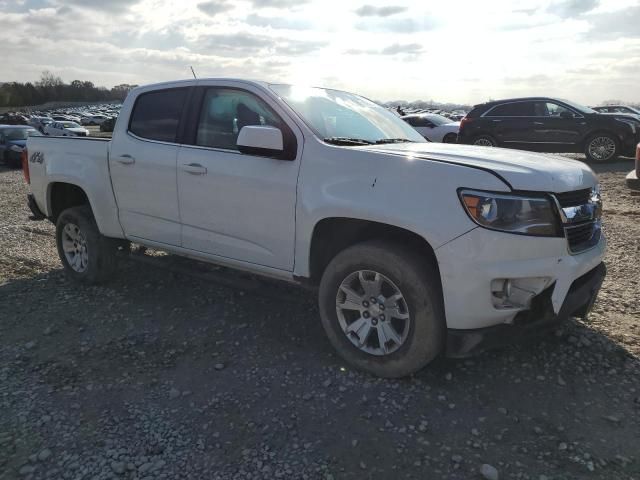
[23,79,606,377]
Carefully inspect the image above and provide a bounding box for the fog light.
[491,277,552,309]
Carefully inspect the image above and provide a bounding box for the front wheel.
[585,133,618,162]
[318,241,445,378]
[56,206,118,284]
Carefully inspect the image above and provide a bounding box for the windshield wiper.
[374,138,415,144]
[324,136,374,146]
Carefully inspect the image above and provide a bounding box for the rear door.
[109,87,189,246]
[175,83,301,270]
[483,101,536,146]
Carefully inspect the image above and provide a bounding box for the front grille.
[553,187,602,254]
[565,221,601,254]
[555,188,591,207]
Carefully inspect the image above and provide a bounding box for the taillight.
[21,149,30,184]
[460,116,473,130]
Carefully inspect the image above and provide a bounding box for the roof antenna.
[190,66,197,79]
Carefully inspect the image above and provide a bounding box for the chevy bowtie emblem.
[30,151,44,164]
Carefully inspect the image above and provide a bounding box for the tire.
[584,133,618,163]
[55,205,118,284]
[443,133,458,143]
[318,240,445,378]
[472,134,497,147]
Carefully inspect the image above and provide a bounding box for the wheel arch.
[581,129,621,148]
[47,181,93,224]
[306,217,441,288]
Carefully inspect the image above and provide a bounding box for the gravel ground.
[0,155,639,480]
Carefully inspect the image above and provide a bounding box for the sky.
[0,0,639,105]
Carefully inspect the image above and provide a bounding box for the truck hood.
[365,142,597,193]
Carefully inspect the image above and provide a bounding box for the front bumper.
[435,226,606,330]
[626,169,640,190]
[446,262,606,357]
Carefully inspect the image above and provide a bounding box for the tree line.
[0,71,137,108]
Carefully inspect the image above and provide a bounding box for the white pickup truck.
[23,79,606,377]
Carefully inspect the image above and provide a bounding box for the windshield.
[424,114,453,126]
[4,128,42,140]
[61,122,81,128]
[559,99,596,115]
[269,85,425,145]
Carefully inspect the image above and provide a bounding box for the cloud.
[584,5,640,39]
[380,43,423,55]
[547,0,598,19]
[61,0,141,13]
[346,42,424,56]
[356,17,437,33]
[197,0,233,16]
[355,5,407,17]
[197,32,326,57]
[251,0,310,7]
[245,13,311,30]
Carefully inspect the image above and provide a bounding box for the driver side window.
[195,88,283,150]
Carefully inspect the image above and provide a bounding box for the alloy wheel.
[474,138,494,147]
[335,270,411,356]
[588,136,616,161]
[61,223,89,273]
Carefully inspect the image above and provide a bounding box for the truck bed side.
[26,136,124,238]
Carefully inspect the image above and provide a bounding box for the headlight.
[10,145,23,153]
[459,189,560,236]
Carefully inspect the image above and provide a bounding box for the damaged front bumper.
[446,262,606,357]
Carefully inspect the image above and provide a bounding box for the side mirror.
[237,125,286,159]
[559,111,574,119]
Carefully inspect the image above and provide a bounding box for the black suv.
[458,97,640,162]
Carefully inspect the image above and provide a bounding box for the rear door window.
[129,88,188,142]
[486,102,534,117]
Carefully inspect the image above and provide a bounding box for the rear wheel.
[585,133,618,162]
[318,241,445,378]
[472,135,497,147]
[443,133,458,143]
[56,206,119,284]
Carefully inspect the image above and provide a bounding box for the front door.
[531,101,584,149]
[176,85,300,270]
[109,87,189,246]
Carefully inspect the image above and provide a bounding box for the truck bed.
[26,135,124,238]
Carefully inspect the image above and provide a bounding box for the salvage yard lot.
[0,159,639,479]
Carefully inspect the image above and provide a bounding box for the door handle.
[182,163,207,175]
[491,119,502,122]
[116,154,135,165]
[533,122,545,126]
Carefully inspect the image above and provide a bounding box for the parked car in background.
[593,105,640,120]
[44,121,89,137]
[0,114,29,125]
[28,116,53,133]
[0,125,42,167]
[51,115,79,123]
[626,143,640,190]
[81,114,109,126]
[401,113,459,142]
[23,79,606,378]
[100,117,117,133]
[458,97,640,162]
